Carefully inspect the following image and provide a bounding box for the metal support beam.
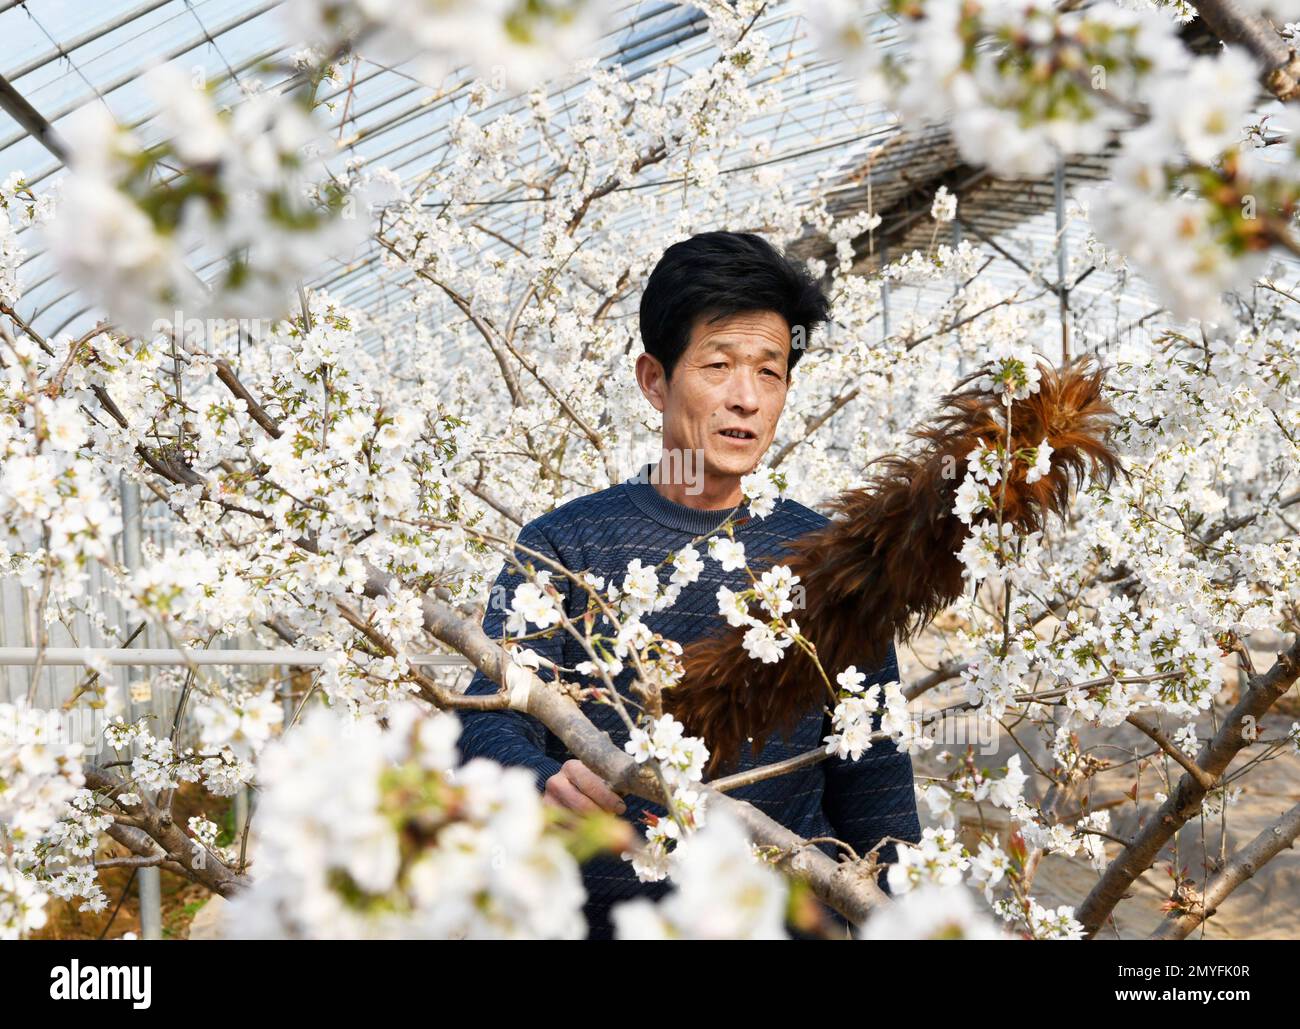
[1054,156,1070,362]
[117,476,163,941]
[953,216,963,374]
[0,71,67,161]
[880,244,890,343]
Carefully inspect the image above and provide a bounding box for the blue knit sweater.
[457,466,922,939]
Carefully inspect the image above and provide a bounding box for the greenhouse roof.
[0,0,1202,351]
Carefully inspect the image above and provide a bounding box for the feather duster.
[665,356,1124,777]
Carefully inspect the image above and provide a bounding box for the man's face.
[637,308,792,484]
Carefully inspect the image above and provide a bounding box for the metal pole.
[880,244,890,343]
[0,72,68,161]
[234,787,250,840]
[953,216,963,376]
[118,475,162,941]
[1054,156,1070,362]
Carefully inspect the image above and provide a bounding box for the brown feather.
[664,356,1125,776]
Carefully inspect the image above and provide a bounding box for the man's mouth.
[718,428,757,441]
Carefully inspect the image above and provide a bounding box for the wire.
[97,868,138,940]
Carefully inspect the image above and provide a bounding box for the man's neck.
[650,456,742,510]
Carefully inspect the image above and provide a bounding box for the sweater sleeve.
[820,639,923,896]
[456,521,568,794]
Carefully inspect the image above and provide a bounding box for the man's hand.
[544,759,627,815]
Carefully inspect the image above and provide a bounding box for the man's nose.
[725,368,761,412]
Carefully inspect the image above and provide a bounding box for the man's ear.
[635,352,669,414]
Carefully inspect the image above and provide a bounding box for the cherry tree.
[2,0,1299,940]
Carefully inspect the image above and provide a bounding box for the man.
[457,231,922,939]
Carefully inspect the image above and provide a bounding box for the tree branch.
[84,767,248,898]
[1191,0,1300,102]
[1149,798,1300,939]
[354,562,892,924]
[1075,635,1300,937]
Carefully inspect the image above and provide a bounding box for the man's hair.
[638,231,830,381]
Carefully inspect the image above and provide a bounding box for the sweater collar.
[621,462,754,536]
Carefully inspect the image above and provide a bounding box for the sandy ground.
[898,634,1300,941]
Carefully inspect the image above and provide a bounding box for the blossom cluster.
[287,0,614,90]
[1085,49,1300,323]
[621,714,710,883]
[799,0,1189,176]
[223,702,596,939]
[0,702,87,938]
[822,665,929,761]
[612,809,789,939]
[44,65,369,335]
